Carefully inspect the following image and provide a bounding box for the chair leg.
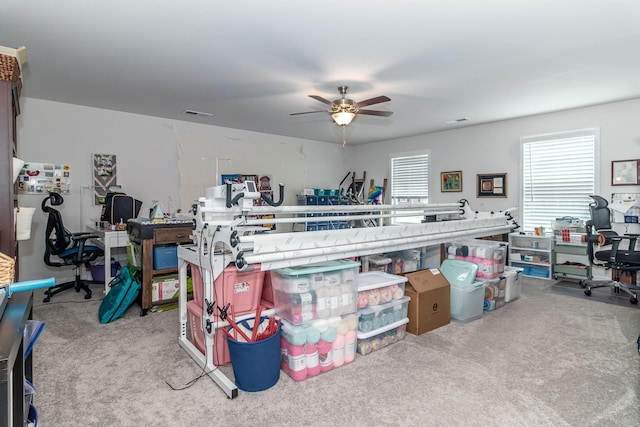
[584,271,638,304]
[43,267,92,302]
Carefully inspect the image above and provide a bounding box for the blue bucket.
[226,317,281,392]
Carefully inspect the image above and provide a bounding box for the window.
[521,128,599,233]
[390,150,429,223]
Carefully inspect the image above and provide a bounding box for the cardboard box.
[152,274,179,303]
[403,268,451,335]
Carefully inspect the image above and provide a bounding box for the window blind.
[390,152,429,202]
[390,151,429,223]
[521,128,598,232]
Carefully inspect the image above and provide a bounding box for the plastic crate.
[270,260,360,325]
[280,312,359,382]
[357,271,407,309]
[358,296,410,333]
[190,263,265,315]
[186,300,231,365]
[153,245,178,269]
[356,318,408,356]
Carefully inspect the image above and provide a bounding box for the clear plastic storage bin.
[357,271,407,310]
[356,318,409,356]
[270,260,360,325]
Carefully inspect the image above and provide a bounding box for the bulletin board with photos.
[16,162,72,194]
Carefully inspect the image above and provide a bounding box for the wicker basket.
[0,251,15,288]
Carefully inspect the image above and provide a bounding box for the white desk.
[87,225,130,295]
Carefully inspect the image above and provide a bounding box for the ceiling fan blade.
[357,109,393,117]
[354,95,391,108]
[290,110,327,116]
[309,95,335,106]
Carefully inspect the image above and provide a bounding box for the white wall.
[14,97,640,282]
[15,98,350,281]
[351,98,640,219]
[351,98,640,274]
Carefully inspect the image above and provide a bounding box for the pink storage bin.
[186,300,231,365]
[191,262,265,315]
[261,271,274,306]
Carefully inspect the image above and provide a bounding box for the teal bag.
[99,265,141,323]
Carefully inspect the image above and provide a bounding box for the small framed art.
[477,173,507,198]
[611,159,640,186]
[441,171,462,192]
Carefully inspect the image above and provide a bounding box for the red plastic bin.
[186,300,231,365]
[190,263,265,315]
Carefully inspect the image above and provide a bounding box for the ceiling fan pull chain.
[342,126,347,148]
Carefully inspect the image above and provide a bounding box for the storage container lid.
[357,317,409,339]
[273,259,360,276]
[440,259,478,286]
[357,271,408,291]
[367,255,392,266]
[358,296,410,316]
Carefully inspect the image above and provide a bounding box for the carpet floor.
[29,277,640,427]
[547,280,639,309]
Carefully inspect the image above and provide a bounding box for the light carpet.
[30,278,640,427]
[547,280,639,309]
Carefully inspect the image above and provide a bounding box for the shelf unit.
[508,233,552,279]
[1,70,21,268]
[552,239,591,285]
[293,194,350,232]
[127,220,194,315]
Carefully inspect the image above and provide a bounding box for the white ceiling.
[2,0,640,145]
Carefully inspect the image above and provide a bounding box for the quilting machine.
[177,181,517,398]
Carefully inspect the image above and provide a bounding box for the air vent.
[444,117,469,124]
[182,110,213,118]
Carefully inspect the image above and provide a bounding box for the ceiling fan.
[290,85,393,146]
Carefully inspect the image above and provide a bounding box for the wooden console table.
[127,219,193,315]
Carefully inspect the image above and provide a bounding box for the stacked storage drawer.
[297,194,349,231]
[271,260,360,381]
[356,272,410,356]
[186,262,266,365]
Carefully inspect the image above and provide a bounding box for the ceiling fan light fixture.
[331,111,356,126]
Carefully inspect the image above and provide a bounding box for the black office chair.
[583,195,639,304]
[42,192,104,302]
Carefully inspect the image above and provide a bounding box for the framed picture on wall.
[93,153,117,205]
[441,170,462,192]
[611,159,640,185]
[477,173,507,198]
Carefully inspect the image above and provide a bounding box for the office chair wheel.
[579,280,587,288]
[631,297,638,305]
[84,290,92,300]
[43,295,51,303]
[584,289,592,296]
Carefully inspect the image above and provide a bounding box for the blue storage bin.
[153,245,178,269]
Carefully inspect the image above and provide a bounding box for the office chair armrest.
[71,231,92,238]
[621,233,638,251]
[607,234,639,261]
[70,233,100,253]
[71,232,99,241]
[608,237,623,263]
